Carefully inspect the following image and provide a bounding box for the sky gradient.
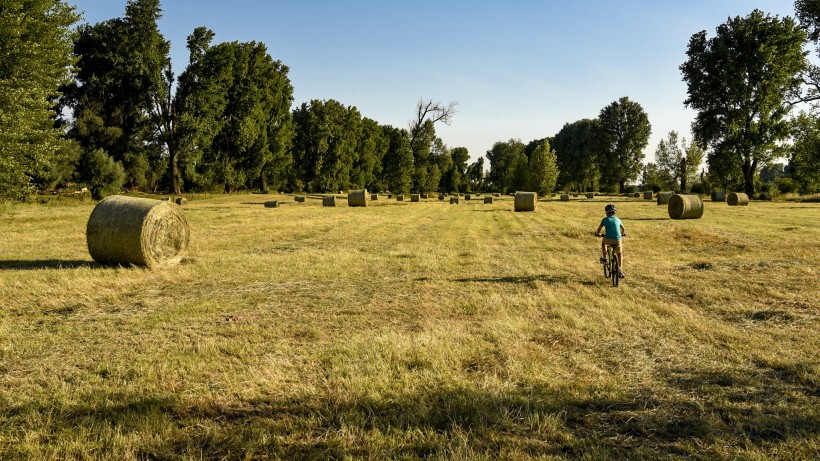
[68,1,800,163]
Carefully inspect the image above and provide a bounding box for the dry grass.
[0,194,817,459]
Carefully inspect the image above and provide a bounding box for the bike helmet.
[605,203,617,216]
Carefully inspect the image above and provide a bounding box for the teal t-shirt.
[600,216,623,239]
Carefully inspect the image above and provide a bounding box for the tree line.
[2,1,820,201]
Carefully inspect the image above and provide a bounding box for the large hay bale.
[560,194,570,201]
[484,196,493,204]
[264,201,279,208]
[410,194,420,202]
[450,196,459,204]
[396,195,404,201]
[668,194,704,219]
[348,189,367,207]
[657,191,675,205]
[295,195,306,203]
[86,195,190,268]
[643,191,653,200]
[514,191,537,212]
[727,192,749,206]
[175,197,188,206]
[438,193,445,201]
[323,195,336,207]
[711,191,726,202]
[585,193,594,199]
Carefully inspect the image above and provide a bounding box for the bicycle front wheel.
[611,255,620,287]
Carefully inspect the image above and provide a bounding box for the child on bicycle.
[595,203,626,278]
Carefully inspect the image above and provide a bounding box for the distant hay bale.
[727,192,749,206]
[760,192,772,201]
[348,189,367,207]
[573,194,578,198]
[493,193,500,197]
[711,191,726,202]
[657,191,675,205]
[396,195,404,201]
[421,193,429,199]
[264,201,279,208]
[551,193,556,197]
[175,197,188,205]
[371,193,379,201]
[410,194,420,202]
[438,193,445,201]
[586,193,594,199]
[465,194,471,200]
[323,195,336,207]
[643,191,653,200]
[633,192,641,198]
[450,196,460,204]
[387,194,393,199]
[484,196,493,204]
[514,191,537,212]
[560,194,569,201]
[295,195,306,203]
[86,195,190,268]
[668,194,704,219]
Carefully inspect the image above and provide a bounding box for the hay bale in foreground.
[668,194,704,219]
[295,195,306,203]
[711,191,726,202]
[410,194,420,202]
[643,191,653,200]
[175,197,188,206]
[514,191,537,212]
[657,192,675,205]
[86,195,190,268]
[323,196,336,207]
[450,197,459,204]
[727,192,749,206]
[264,201,279,208]
[560,194,570,201]
[484,196,493,204]
[348,189,367,207]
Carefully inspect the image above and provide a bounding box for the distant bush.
[79,149,125,200]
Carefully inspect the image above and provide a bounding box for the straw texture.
[657,192,675,205]
[514,192,537,212]
[728,192,749,206]
[668,194,704,219]
[348,189,368,207]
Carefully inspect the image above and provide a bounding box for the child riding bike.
[595,203,626,278]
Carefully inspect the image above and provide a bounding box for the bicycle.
[596,234,622,287]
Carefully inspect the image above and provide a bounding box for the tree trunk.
[170,145,181,195]
[260,170,268,193]
[680,157,687,193]
[742,157,755,196]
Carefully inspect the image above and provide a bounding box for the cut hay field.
[0,194,818,460]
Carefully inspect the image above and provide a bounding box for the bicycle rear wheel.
[611,253,620,287]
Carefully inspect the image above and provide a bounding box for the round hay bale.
[551,193,556,197]
[759,192,772,201]
[643,191,653,200]
[421,193,429,199]
[387,194,393,199]
[175,197,188,206]
[396,195,404,201]
[295,195,306,203]
[668,194,704,219]
[711,191,726,202]
[560,194,570,201]
[450,196,460,204]
[438,193,445,201]
[86,195,190,268]
[348,189,367,207]
[410,194,420,202]
[632,192,641,198]
[484,196,493,204]
[264,201,279,208]
[323,195,336,207]
[727,192,749,206]
[514,191,537,212]
[493,193,500,197]
[657,191,675,205]
[573,194,579,198]
[371,193,379,201]
[465,194,472,200]
[585,193,594,199]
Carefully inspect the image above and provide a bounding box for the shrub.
[79,149,125,200]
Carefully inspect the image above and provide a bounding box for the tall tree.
[466,157,485,192]
[0,0,79,200]
[486,139,527,193]
[62,0,171,191]
[680,9,807,195]
[790,112,820,192]
[381,126,413,193]
[552,119,602,192]
[351,117,387,190]
[597,97,651,192]
[654,131,703,192]
[526,140,559,196]
[408,99,457,191]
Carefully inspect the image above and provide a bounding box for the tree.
[790,112,820,192]
[552,119,602,192]
[597,97,651,192]
[654,131,704,192]
[176,37,293,192]
[351,117,387,191]
[408,99,457,191]
[486,139,527,193]
[680,9,807,195]
[381,126,413,193]
[526,140,559,195]
[466,157,485,192]
[0,0,79,200]
[62,0,171,191]
[442,146,469,192]
[640,163,664,192]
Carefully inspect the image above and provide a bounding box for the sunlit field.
[0,193,817,459]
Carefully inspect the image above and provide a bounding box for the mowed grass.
[0,194,817,460]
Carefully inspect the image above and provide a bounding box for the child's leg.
[601,240,607,259]
[616,241,624,270]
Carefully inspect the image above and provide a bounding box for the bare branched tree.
[409,99,458,143]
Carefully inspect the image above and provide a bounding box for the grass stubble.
[0,194,817,459]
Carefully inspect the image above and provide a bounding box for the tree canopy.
[597,97,651,192]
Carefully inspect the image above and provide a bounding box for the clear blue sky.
[68,0,799,163]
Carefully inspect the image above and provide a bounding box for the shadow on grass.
[453,274,571,285]
[4,374,817,459]
[628,217,670,221]
[0,259,97,271]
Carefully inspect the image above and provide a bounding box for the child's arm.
[595,225,604,236]
[620,225,626,237]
